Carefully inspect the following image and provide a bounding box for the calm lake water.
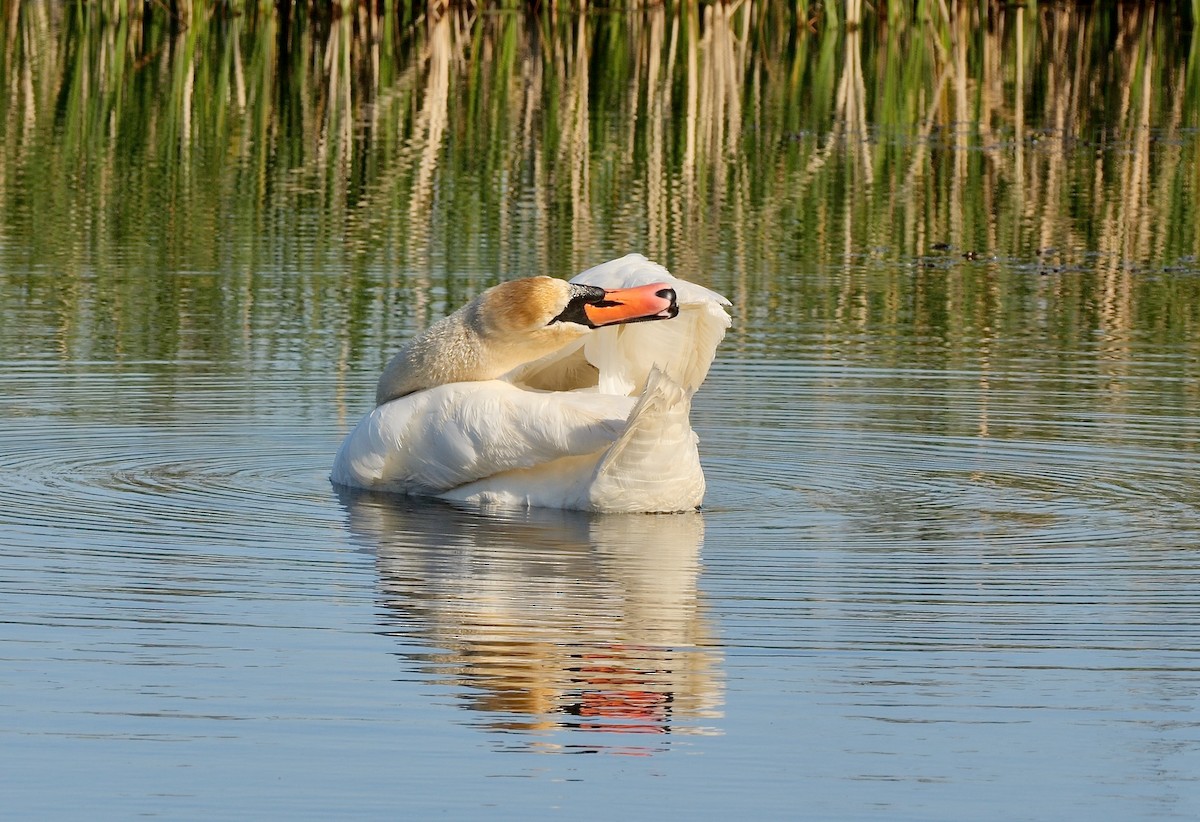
[3,2,1200,818]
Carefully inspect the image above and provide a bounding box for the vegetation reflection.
[1,1,1198,392]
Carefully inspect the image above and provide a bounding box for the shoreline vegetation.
[2,1,1198,401]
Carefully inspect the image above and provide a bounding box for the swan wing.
[572,254,731,395]
[331,381,636,495]
[442,367,702,512]
[587,367,704,511]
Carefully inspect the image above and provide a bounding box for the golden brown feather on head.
[474,277,590,348]
[375,276,678,406]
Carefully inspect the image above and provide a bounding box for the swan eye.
[548,298,594,327]
[548,285,607,327]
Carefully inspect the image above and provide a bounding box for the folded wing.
[573,254,731,396]
[331,381,636,494]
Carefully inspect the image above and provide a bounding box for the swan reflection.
[339,490,723,750]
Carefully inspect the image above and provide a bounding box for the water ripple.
[696,360,1200,557]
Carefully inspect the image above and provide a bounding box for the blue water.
[3,344,1199,819]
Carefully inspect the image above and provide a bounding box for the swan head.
[477,276,678,343]
[376,276,678,405]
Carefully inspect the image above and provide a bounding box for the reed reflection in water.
[4,2,1200,378]
[340,491,723,751]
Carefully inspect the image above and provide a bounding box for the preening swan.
[331,254,731,512]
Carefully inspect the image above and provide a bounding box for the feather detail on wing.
[331,381,636,494]
[586,366,705,511]
[442,368,702,513]
[573,254,731,396]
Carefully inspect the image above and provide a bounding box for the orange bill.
[583,283,679,328]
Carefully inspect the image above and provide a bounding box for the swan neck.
[375,308,488,405]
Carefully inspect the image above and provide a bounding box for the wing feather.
[331,381,636,494]
[572,254,731,395]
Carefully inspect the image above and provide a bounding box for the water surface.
[2,3,1200,818]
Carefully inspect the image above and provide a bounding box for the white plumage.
[331,253,731,512]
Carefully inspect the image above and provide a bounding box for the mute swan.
[331,254,731,512]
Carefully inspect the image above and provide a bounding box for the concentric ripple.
[697,357,1200,552]
[0,364,364,629]
[2,421,336,544]
[692,355,1200,667]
